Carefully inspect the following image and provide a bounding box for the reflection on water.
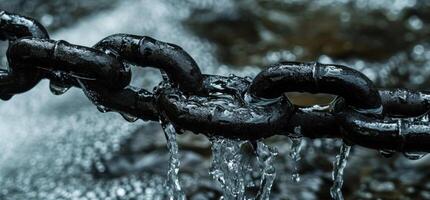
[1,0,430,199]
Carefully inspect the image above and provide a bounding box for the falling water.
[161,121,185,200]
[290,127,304,183]
[209,137,278,200]
[209,137,250,200]
[255,141,278,200]
[3,0,430,199]
[330,142,351,200]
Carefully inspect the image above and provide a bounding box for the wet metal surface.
[1,0,430,199]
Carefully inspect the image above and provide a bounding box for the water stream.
[209,137,250,200]
[255,142,278,200]
[289,133,303,183]
[161,121,186,200]
[330,142,351,200]
[1,0,430,199]
[209,137,278,200]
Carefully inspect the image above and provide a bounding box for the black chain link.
[1,11,430,153]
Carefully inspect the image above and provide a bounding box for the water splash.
[209,137,253,200]
[290,127,304,183]
[209,137,278,200]
[256,141,278,200]
[161,121,185,200]
[330,142,351,200]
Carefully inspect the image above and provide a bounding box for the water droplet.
[49,81,70,95]
[120,113,138,122]
[96,105,110,113]
[403,152,427,160]
[330,142,351,200]
[160,70,169,81]
[418,113,430,122]
[289,127,303,183]
[291,172,300,183]
[76,78,108,113]
[318,55,333,64]
[161,121,185,200]
[353,105,383,115]
[244,76,253,82]
[379,149,395,158]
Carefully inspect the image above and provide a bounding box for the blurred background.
[1,0,430,199]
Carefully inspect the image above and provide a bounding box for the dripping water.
[161,121,185,200]
[330,142,351,200]
[290,127,303,183]
[255,141,278,200]
[96,105,111,113]
[209,137,278,200]
[77,78,135,119]
[209,137,250,200]
[76,78,111,113]
[379,149,395,158]
[120,112,138,122]
[398,119,428,160]
[49,81,70,95]
[403,152,427,160]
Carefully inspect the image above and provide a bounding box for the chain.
[1,11,430,153]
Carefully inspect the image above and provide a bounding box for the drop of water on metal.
[161,121,185,200]
[49,81,70,95]
[397,117,428,160]
[120,112,138,122]
[96,105,109,113]
[379,149,395,158]
[403,152,427,160]
[330,142,351,200]
[76,78,112,113]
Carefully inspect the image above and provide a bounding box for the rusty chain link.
[1,11,430,154]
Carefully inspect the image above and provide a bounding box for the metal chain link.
[1,11,430,153]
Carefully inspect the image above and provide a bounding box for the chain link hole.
[286,92,335,106]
